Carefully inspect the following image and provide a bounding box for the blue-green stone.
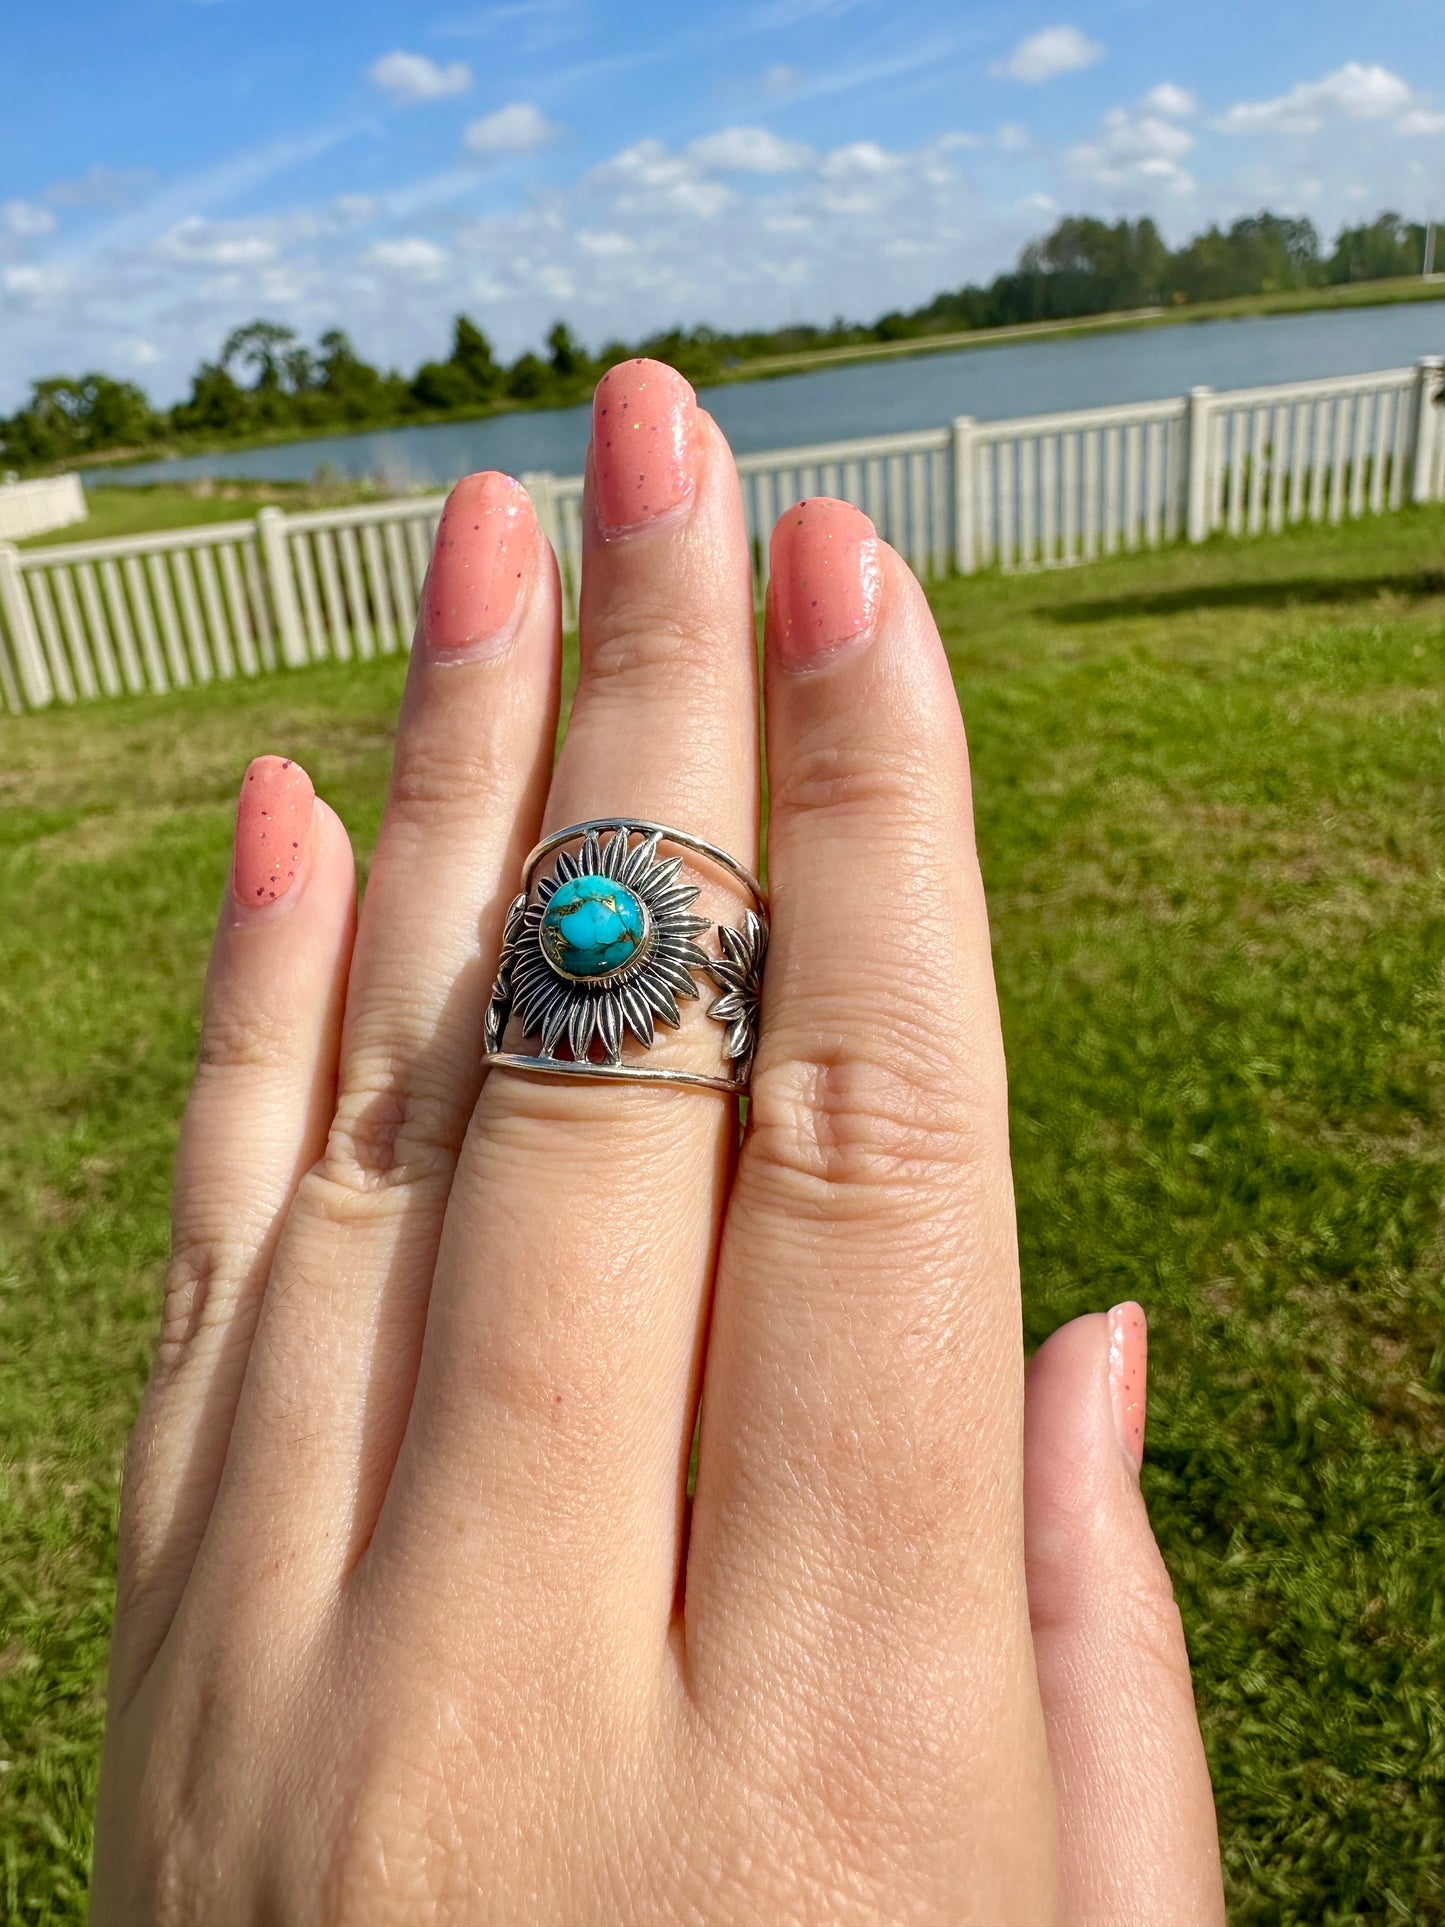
[540,874,647,979]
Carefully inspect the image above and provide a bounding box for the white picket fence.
[2,357,1441,713]
[0,472,86,542]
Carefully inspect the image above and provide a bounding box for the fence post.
[1185,386,1214,542]
[257,507,307,667]
[952,417,977,574]
[1409,356,1442,504]
[523,472,573,625]
[0,542,52,708]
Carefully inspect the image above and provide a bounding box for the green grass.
[17,478,396,549]
[2,511,1443,1922]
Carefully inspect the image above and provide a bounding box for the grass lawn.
[2,510,1442,1922]
[16,478,395,549]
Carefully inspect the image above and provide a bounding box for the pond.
[99,299,1445,491]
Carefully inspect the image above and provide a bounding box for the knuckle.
[1116,1553,1190,1674]
[746,1049,990,1202]
[196,1001,295,1075]
[768,741,935,827]
[153,1240,252,1373]
[315,1075,460,1198]
[579,611,722,690]
[385,735,515,826]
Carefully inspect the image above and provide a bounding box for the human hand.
[94,360,1224,1924]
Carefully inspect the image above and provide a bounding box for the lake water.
[100,300,1445,491]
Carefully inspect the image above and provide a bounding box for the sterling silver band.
[482,819,768,1096]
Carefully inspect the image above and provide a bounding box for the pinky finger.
[112,756,355,1700]
[1025,1308,1226,1926]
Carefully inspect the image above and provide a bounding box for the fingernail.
[1108,1302,1148,1474]
[591,358,697,535]
[424,471,536,656]
[232,755,314,909]
[769,497,882,671]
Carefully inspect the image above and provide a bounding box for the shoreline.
[67,274,1445,483]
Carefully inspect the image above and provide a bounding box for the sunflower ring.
[483,819,768,1095]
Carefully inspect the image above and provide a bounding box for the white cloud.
[44,163,156,209]
[1070,104,1195,192]
[997,122,1031,152]
[154,217,278,266]
[993,25,1102,84]
[577,229,632,255]
[2,201,56,237]
[1143,83,1197,118]
[368,51,472,104]
[688,126,815,173]
[764,63,802,98]
[367,237,451,277]
[1398,107,1445,136]
[1216,63,1416,135]
[464,101,560,157]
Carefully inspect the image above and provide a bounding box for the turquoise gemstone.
[540,874,647,979]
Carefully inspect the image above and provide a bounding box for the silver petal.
[579,830,602,876]
[602,829,630,878]
[622,833,662,886]
[596,990,622,1061]
[568,997,595,1060]
[653,957,700,998]
[541,992,570,1055]
[619,982,654,1046]
[555,849,579,882]
[720,923,750,967]
[642,978,682,1027]
[642,854,684,897]
[649,884,701,916]
[535,875,559,904]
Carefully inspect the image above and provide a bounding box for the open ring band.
[483,818,768,1097]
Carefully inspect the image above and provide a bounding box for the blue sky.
[2,0,1443,408]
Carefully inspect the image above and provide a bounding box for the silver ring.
[483,819,768,1096]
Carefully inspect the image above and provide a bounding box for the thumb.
[1025,1307,1225,1926]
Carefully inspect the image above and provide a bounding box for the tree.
[547,321,581,379]
[506,352,549,401]
[451,315,499,399]
[1327,213,1427,284]
[220,319,298,391]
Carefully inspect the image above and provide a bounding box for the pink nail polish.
[424,471,536,655]
[769,497,882,671]
[591,358,697,535]
[1108,1302,1148,1473]
[232,755,313,909]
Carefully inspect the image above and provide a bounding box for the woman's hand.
[94,361,1224,1925]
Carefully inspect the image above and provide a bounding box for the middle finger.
[375,362,761,1648]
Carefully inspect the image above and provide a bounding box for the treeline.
[0,208,1432,472]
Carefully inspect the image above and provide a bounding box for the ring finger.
[373,361,760,1649]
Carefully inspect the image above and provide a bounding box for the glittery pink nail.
[1108,1302,1148,1473]
[232,756,313,909]
[424,471,536,655]
[768,497,882,671]
[591,358,698,535]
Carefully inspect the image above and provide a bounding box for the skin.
[93,361,1225,1926]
